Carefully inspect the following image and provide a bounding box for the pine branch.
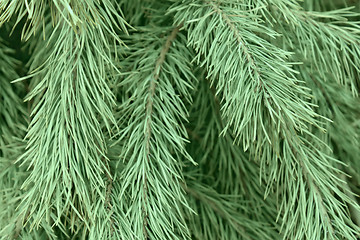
[171,0,322,149]
[142,25,182,237]
[266,0,360,95]
[171,1,360,239]
[142,25,182,238]
[12,4,125,233]
[0,38,61,240]
[114,24,195,239]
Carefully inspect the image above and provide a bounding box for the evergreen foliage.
[0,0,360,239]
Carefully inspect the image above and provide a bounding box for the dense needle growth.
[0,0,360,239]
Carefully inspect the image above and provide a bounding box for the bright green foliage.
[0,0,360,240]
[16,21,118,233]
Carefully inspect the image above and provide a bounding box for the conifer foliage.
[0,0,360,239]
